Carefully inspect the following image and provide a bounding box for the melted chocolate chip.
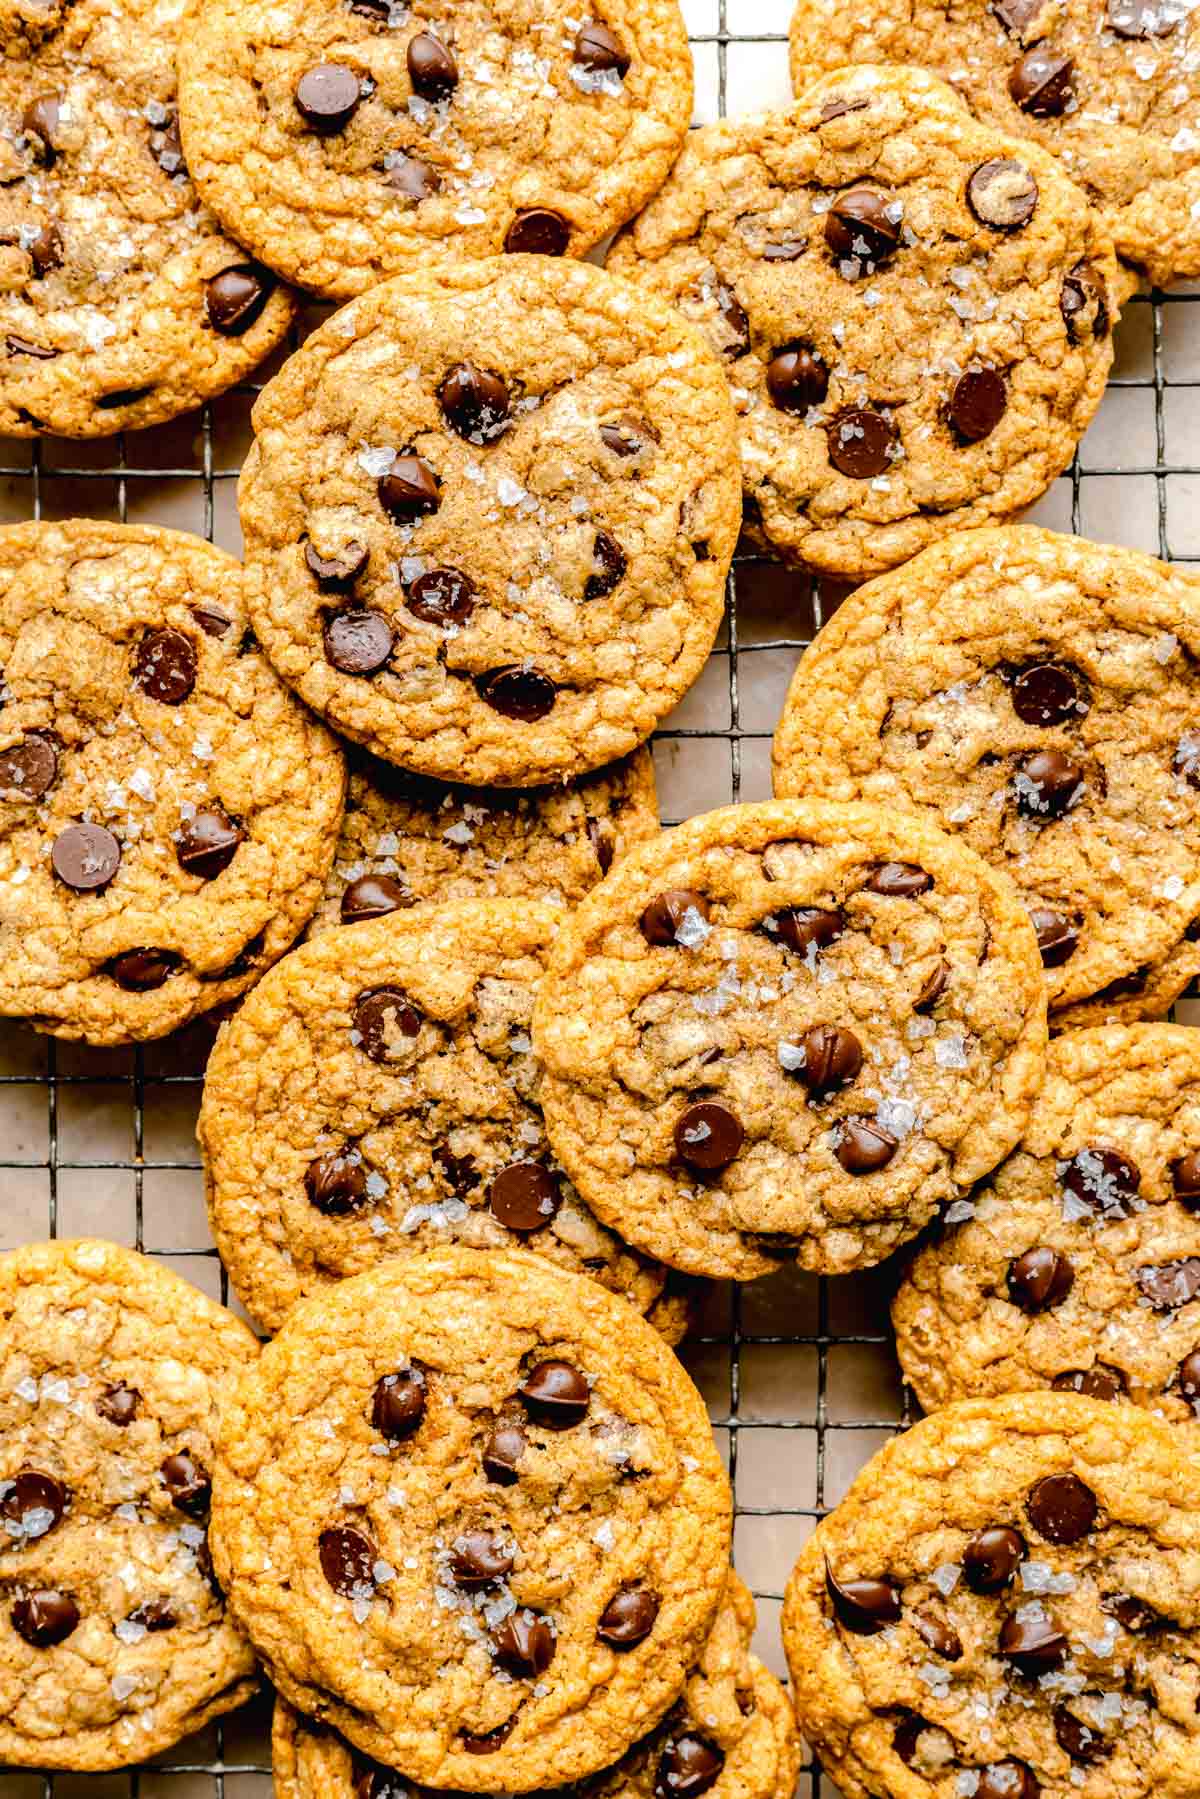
[1179,1350,1200,1406]
[1007,1246,1074,1312]
[827,406,896,478]
[825,188,900,265]
[134,628,197,704]
[52,822,121,893]
[305,1149,369,1215]
[584,531,627,602]
[655,1735,725,1799]
[372,1369,426,1439]
[1172,1150,1200,1207]
[505,210,571,256]
[1055,1705,1111,1763]
[1108,0,1177,34]
[160,1451,210,1516]
[0,734,57,801]
[795,1025,863,1100]
[439,362,510,442]
[915,961,949,1012]
[977,1763,1040,1799]
[601,416,657,456]
[295,64,364,132]
[767,346,829,412]
[176,807,243,879]
[378,453,440,519]
[836,1119,898,1174]
[1061,261,1110,341]
[597,1587,659,1648]
[384,152,440,200]
[1174,739,1200,788]
[483,1425,527,1484]
[96,1382,140,1425]
[353,986,422,1062]
[341,874,411,923]
[967,158,1039,229]
[819,96,871,122]
[963,1525,1025,1592]
[451,1529,514,1588]
[1026,1473,1098,1544]
[192,602,233,638]
[893,1712,930,1766]
[320,1525,377,1596]
[1030,907,1079,968]
[1052,1365,1127,1402]
[0,1470,67,1540]
[674,1101,744,1173]
[127,1596,177,1631]
[407,567,476,627]
[476,667,556,722]
[489,1162,560,1233]
[1000,1612,1068,1674]
[912,1608,963,1661]
[1010,660,1087,726]
[1061,1146,1141,1217]
[492,1610,555,1676]
[459,1719,516,1756]
[407,31,459,101]
[949,367,1007,442]
[1015,749,1085,817]
[866,862,932,897]
[640,889,711,946]
[306,541,369,590]
[324,609,394,676]
[768,906,845,955]
[574,21,631,73]
[518,1360,590,1428]
[1009,46,1075,114]
[763,237,808,261]
[23,95,61,163]
[11,1589,78,1647]
[205,265,275,336]
[5,335,57,359]
[712,286,750,358]
[587,818,615,873]
[1103,1592,1161,1631]
[107,948,179,992]
[993,0,1045,29]
[437,1147,477,1195]
[825,1564,902,1633]
[1135,1258,1200,1311]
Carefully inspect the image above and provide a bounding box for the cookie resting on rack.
[208,1246,732,1792]
[531,798,1047,1282]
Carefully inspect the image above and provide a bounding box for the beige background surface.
[0,3,1196,1793]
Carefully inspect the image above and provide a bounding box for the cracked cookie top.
[782,1393,1200,1799]
[209,1246,731,1791]
[531,798,1047,1282]
[177,0,693,301]
[608,64,1116,579]
[0,519,345,1046]
[0,0,295,438]
[236,257,740,787]
[0,1237,259,1769]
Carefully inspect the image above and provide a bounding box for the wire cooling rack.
[1,3,1198,1794]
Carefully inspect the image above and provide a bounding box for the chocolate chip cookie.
[607,65,1116,579]
[0,1236,259,1769]
[200,897,688,1338]
[782,1392,1200,1799]
[0,519,345,1045]
[209,1245,732,1790]
[177,0,692,302]
[790,0,1200,289]
[894,1023,1200,1424]
[531,798,1047,1282]
[306,745,658,934]
[236,257,740,786]
[0,0,294,438]
[272,1572,798,1799]
[774,525,1200,1018]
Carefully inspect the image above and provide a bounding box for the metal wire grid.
[0,4,1197,1793]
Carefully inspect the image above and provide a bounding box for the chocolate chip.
[192,602,233,638]
[0,1470,67,1539]
[763,237,808,261]
[597,1587,659,1648]
[518,1360,590,1428]
[378,453,440,519]
[205,264,275,336]
[601,416,657,456]
[341,874,411,923]
[641,889,711,946]
[0,734,57,801]
[107,948,178,992]
[134,627,197,704]
[483,1424,526,1484]
[795,1025,863,1100]
[353,986,422,1061]
[587,818,615,873]
[305,1149,369,1215]
[505,210,571,255]
[324,609,394,676]
[1026,1472,1098,1543]
[28,221,64,279]
[1172,1150,1200,1207]
[96,1382,140,1425]
[437,1146,477,1195]
[23,95,61,163]
[1010,661,1087,726]
[836,1119,898,1174]
[149,111,185,177]
[914,961,949,1012]
[451,1529,514,1588]
[5,335,57,359]
[963,1525,1025,1592]
[372,1369,427,1439]
[51,822,120,893]
[992,0,1045,31]
[819,95,871,122]
[492,1610,555,1676]
[295,64,363,132]
[1135,1258,1200,1311]
[1103,1592,1160,1631]
[1030,908,1079,968]
[768,906,845,955]
[1061,1146,1141,1217]
[97,386,154,411]
[1052,1365,1126,1401]
[384,152,440,200]
[160,1452,210,1516]
[440,363,511,442]
[1007,1246,1074,1312]
[655,1735,725,1799]
[1108,0,1176,34]
[1174,739,1200,787]
[1000,1612,1068,1674]
[867,861,932,897]
[767,346,829,413]
[1015,748,1085,816]
[407,31,458,100]
[127,1596,177,1631]
[307,541,369,590]
[827,407,896,478]
[476,667,556,721]
[575,21,631,72]
[712,285,750,358]
[893,1713,930,1766]
[459,1720,516,1756]
[675,1101,744,1172]
[1055,1705,1111,1763]
[490,1162,560,1233]
[949,367,1007,442]
[406,566,476,627]
[825,1564,902,1633]
[967,158,1039,229]
[1009,46,1075,114]
[176,807,243,879]
[1179,1350,1200,1406]
[319,1525,377,1596]
[584,531,627,601]
[825,187,900,265]
[912,1608,963,1660]
[1060,261,1110,341]
[11,1589,78,1647]
[977,1763,1040,1799]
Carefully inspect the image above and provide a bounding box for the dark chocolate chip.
[601,416,657,456]
[305,1149,369,1216]
[319,1525,377,1596]
[712,285,751,357]
[134,627,197,704]
[915,961,949,1012]
[1052,1365,1126,1401]
[1000,1612,1068,1674]
[440,363,511,442]
[587,818,615,873]
[176,807,243,879]
[459,1720,516,1756]
[28,221,63,279]
[992,0,1045,32]
[655,1735,725,1799]
[675,1101,744,1173]
[912,1608,963,1661]
[819,95,871,122]
[205,265,275,336]
[1055,1705,1111,1763]
[767,906,845,956]
[11,1589,78,1647]
[574,21,631,73]
[489,1162,560,1233]
[1061,1146,1141,1217]
[378,453,440,519]
[96,1382,141,1425]
[0,1470,67,1540]
[505,210,571,256]
[5,335,57,359]
[1172,1150,1200,1207]
[827,407,897,478]
[1061,261,1110,341]
[476,666,556,721]
[407,31,458,100]
[641,889,711,946]
[96,386,154,411]
[1179,1349,1200,1406]
[407,566,476,627]
[893,1712,931,1766]
[867,862,932,897]
[437,1146,477,1195]
[967,158,1039,229]
[825,1564,902,1633]
[51,822,120,893]
[107,948,178,992]
[295,64,363,132]
[597,1587,659,1648]
[825,188,900,265]
[127,1596,177,1631]
[492,1610,555,1676]
[1030,908,1079,968]
[949,366,1007,442]
[836,1119,898,1174]
[160,1451,210,1516]
[149,112,185,177]
[1010,661,1087,726]
[372,1369,426,1439]
[1103,1592,1160,1631]
[384,152,440,199]
[1007,1246,1074,1313]
[1015,749,1085,816]
[192,602,233,638]
[518,1360,590,1428]
[324,609,394,676]
[795,1025,863,1100]
[1026,1472,1098,1544]
[451,1529,514,1588]
[1009,46,1075,114]
[767,346,829,413]
[977,1762,1040,1799]
[584,531,627,601]
[0,734,57,801]
[306,541,369,590]
[353,986,422,1061]
[23,95,61,163]
[341,874,411,923]
[1108,0,1177,34]
[1174,738,1200,788]
[763,237,808,261]
[483,1425,526,1484]
[963,1525,1025,1592]
[1135,1258,1200,1311]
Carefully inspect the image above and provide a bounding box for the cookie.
[0,519,345,1046]
[1049,913,1200,1032]
[176,0,692,303]
[790,0,1200,289]
[774,525,1200,1019]
[272,1571,799,1799]
[531,798,1047,1282]
[0,1237,259,1769]
[0,0,295,439]
[200,897,688,1338]
[607,65,1116,579]
[209,1245,732,1791]
[236,257,740,787]
[782,1392,1200,1799]
[306,745,658,934]
[893,1023,1200,1424]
